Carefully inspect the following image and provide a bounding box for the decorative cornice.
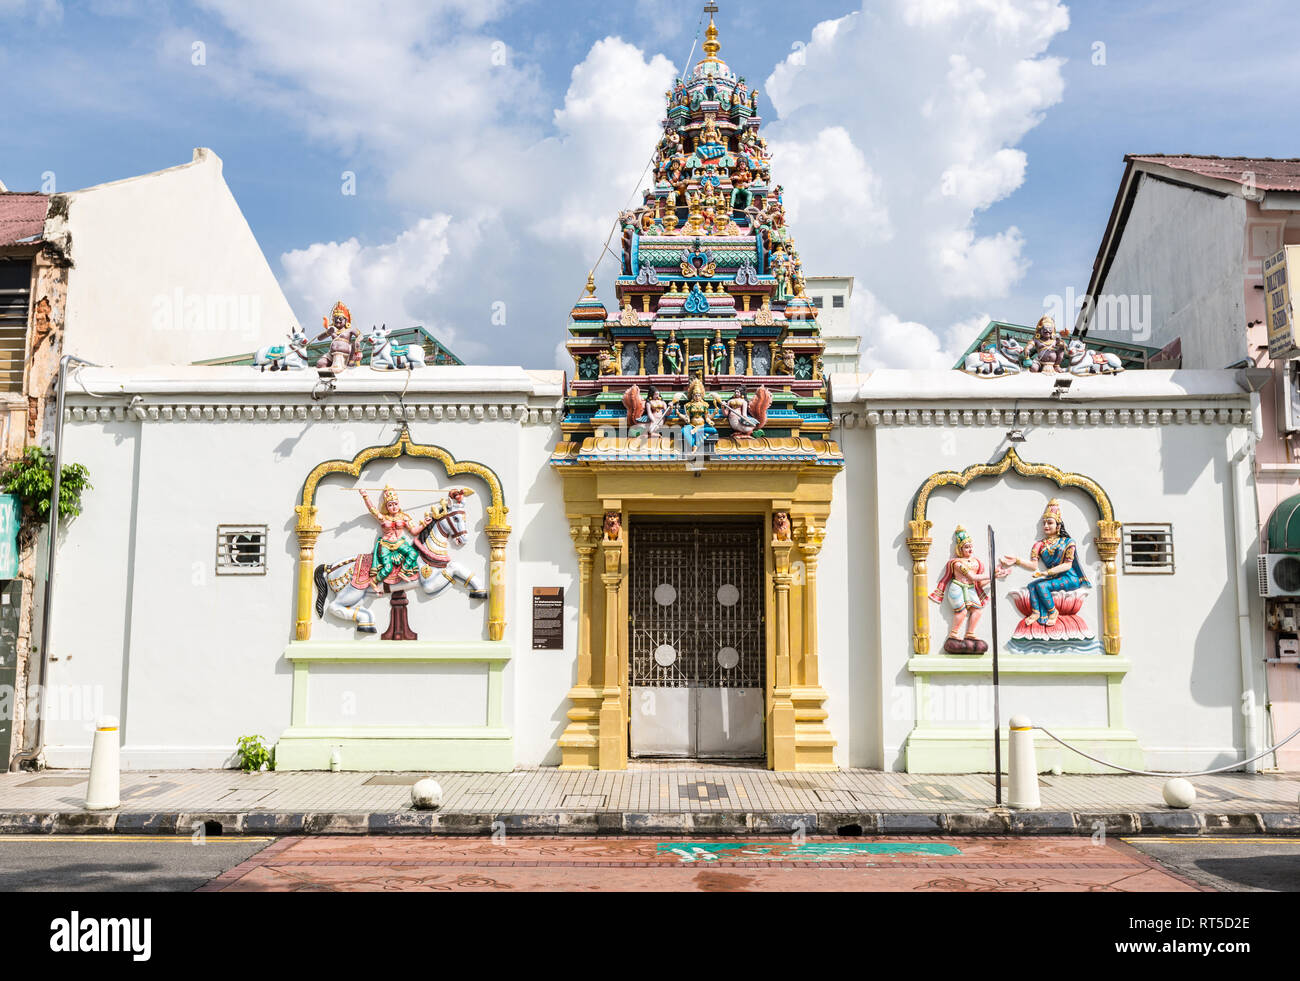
[66,403,560,425]
[839,406,1250,429]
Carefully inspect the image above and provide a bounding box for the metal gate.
[629,520,765,759]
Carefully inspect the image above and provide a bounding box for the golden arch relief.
[293,425,511,642]
[908,447,1121,655]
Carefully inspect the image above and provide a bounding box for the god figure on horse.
[314,485,489,635]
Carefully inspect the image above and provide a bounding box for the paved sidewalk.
[1,767,1298,836]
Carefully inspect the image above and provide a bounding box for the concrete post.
[1007,715,1040,810]
[84,716,120,811]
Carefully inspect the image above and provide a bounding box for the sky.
[3,0,1299,370]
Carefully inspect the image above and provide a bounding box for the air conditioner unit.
[1259,554,1300,597]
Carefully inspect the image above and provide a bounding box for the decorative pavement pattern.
[197,835,1210,892]
[2,768,1297,836]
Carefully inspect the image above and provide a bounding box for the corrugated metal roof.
[1128,154,1300,192]
[0,193,49,246]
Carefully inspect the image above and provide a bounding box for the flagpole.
[989,525,1002,806]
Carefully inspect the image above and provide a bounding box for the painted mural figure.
[929,526,1003,655]
[360,486,436,591]
[999,499,1091,629]
[315,487,488,634]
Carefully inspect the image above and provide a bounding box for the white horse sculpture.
[964,336,1024,376]
[366,324,427,371]
[1065,339,1124,375]
[314,489,487,634]
[254,326,309,372]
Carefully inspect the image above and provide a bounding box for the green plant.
[235,734,274,773]
[0,447,92,535]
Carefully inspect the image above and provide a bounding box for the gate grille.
[629,521,765,689]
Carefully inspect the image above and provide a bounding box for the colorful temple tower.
[552,6,843,772]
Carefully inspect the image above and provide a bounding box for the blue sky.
[2,0,1297,368]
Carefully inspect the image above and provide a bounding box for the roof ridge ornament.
[701,2,721,63]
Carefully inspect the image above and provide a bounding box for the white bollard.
[84,716,120,811]
[1162,778,1197,809]
[411,778,443,811]
[1007,715,1041,810]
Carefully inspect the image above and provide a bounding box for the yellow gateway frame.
[553,439,843,772]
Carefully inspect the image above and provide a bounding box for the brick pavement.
[0,766,1297,835]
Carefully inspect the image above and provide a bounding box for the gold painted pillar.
[484,507,511,642]
[907,519,934,655]
[770,514,797,771]
[727,339,737,375]
[637,342,646,376]
[792,518,835,770]
[559,519,602,769]
[656,339,665,374]
[1096,519,1122,655]
[294,505,322,641]
[745,341,754,377]
[598,519,627,769]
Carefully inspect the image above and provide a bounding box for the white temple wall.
[836,390,1261,772]
[42,369,568,769]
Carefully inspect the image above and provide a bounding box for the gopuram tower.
[552,5,842,772]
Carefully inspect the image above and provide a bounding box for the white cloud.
[763,0,1068,367]
[190,0,1066,371]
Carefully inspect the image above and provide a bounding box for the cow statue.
[1065,339,1125,375]
[963,337,1024,377]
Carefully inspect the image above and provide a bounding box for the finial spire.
[585,273,596,296]
[702,2,721,62]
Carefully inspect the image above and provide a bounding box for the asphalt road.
[1125,837,1300,892]
[0,835,274,892]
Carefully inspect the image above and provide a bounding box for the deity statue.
[712,386,772,439]
[735,77,748,109]
[359,486,439,594]
[1024,316,1067,373]
[700,114,722,147]
[623,384,672,440]
[710,334,729,375]
[316,300,360,375]
[604,511,622,542]
[772,246,791,303]
[999,499,1092,630]
[672,377,718,452]
[929,526,1004,655]
[664,333,684,375]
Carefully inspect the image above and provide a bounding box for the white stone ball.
[411,778,443,811]
[1162,778,1196,809]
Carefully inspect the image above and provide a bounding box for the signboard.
[1264,246,1299,360]
[532,587,564,651]
[0,495,19,579]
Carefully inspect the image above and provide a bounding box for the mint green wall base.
[904,726,1145,774]
[276,641,514,773]
[275,726,514,772]
[904,654,1142,774]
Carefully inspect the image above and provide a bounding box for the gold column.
[560,519,602,769]
[907,519,934,655]
[641,294,651,314]
[598,517,627,769]
[727,339,736,376]
[791,518,835,770]
[656,339,665,375]
[638,342,646,376]
[745,342,754,377]
[771,514,796,771]
[485,506,511,642]
[293,505,322,641]
[1096,520,1122,655]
